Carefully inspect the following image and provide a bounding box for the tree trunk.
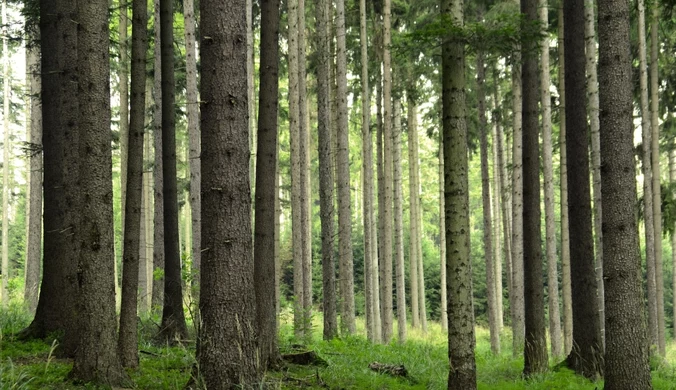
[119,0,129,247]
[442,0,476,387]
[541,0,562,358]
[393,99,407,343]
[335,0,355,335]
[649,4,665,358]
[670,148,676,341]
[197,0,259,385]
[522,0,547,376]
[557,2,573,356]
[151,0,165,312]
[477,51,499,355]
[490,102,504,330]
[140,78,154,313]
[1,0,10,306]
[564,0,604,377]
[159,0,188,341]
[408,85,420,330]
[638,0,658,351]
[439,144,448,332]
[598,0,653,385]
[183,0,201,290]
[417,187,427,333]
[70,0,128,383]
[376,38,386,344]
[24,26,42,314]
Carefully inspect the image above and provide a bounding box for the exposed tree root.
[368,362,408,377]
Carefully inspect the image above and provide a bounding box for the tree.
[393,99,407,342]
[522,0,547,375]
[255,0,282,367]
[439,144,448,332]
[336,0,355,334]
[563,0,604,377]
[69,0,128,383]
[159,0,188,340]
[598,0,652,385]
[442,0,476,387]
[118,0,148,368]
[1,0,10,306]
[408,77,420,330]
[151,0,164,311]
[316,0,338,341]
[197,0,259,385]
[541,0,562,358]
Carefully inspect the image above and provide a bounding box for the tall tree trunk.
[70,0,128,383]
[1,0,10,306]
[541,0,562,358]
[376,37,386,343]
[139,78,154,313]
[564,0,604,377]
[360,0,376,342]
[670,148,676,340]
[418,193,427,332]
[522,0,547,376]
[335,0,355,335]
[159,0,188,341]
[183,0,201,290]
[598,0,652,385]
[649,4,665,358]
[119,0,148,368]
[491,110,504,330]
[585,0,604,350]
[316,0,338,341]
[439,144,448,331]
[638,0,658,350]
[197,0,259,384]
[393,99,407,343]
[442,0,476,387]
[247,0,255,213]
[24,26,42,314]
[119,0,129,245]
[408,85,420,330]
[558,2,573,356]
[381,0,394,344]
[477,51,499,355]
[151,0,164,311]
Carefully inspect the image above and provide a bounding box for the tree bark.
[442,0,477,387]
[670,148,676,341]
[119,0,129,249]
[197,0,259,385]
[1,0,10,306]
[392,99,406,343]
[598,0,653,385]
[151,0,164,311]
[408,85,420,330]
[159,0,188,341]
[439,144,448,332]
[376,35,386,344]
[139,77,154,313]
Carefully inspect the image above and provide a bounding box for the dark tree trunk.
[315,0,338,341]
[118,0,148,369]
[254,0,282,369]
[563,0,604,377]
[521,0,548,376]
[158,0,188,341]
[69,0,128,384]
[197,0,259,385]
[598,0,652,387]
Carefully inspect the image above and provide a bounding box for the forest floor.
[1,303,676,389]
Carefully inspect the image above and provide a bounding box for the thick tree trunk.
[159,0,188,341]
[393,100,407,343]
[183,0,201,289]
[70,0,128,383]
[197,0,259,385]
[477,52,499,355]
[598,0,653,385]
[24,27,42,314]
[335,0,355,335]
[442,0,477,388]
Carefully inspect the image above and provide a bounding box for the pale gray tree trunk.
[119,0,129,241]
[139,78,154,313]
[491,116,503,330]
[409,88,420,329]
[1,0,9,306]
[670,148,676,339]
[541,0,562,358]
[393,99,407,342]
[439,144,448,331]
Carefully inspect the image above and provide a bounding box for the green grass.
[2,307,676,389]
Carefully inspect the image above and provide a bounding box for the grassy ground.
[2,304,676,389]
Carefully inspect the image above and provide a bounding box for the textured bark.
[119,0,148,368]
[139,78,154,313]
[409,88,420,330]
[557,2,573,356]
[638,0,658,351]
[374,38,383,343]
[649,5,665,358]
[69,0,128,383]
[151,0,164,311]
[183,0,201,289]
[1,0,10,305]
[393,100,407,343]
[158,0,188,341]
[439,144,448,332]
[119,0,129,246]
[490,93,504,330]
[197,0,259,384]
[541,0,562,359]
[564,0,604,377]
[477,52,499,355]
[598,0,652,385]
[254,0,281,367]
[522,0,547,376]
[24,27,42,314]
[335,0,355,335]
[442,0,476,388]
[381,0,394,344]
[670,149,676,339]
[316,0,338,341]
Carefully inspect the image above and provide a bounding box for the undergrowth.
[1,305,675,389]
